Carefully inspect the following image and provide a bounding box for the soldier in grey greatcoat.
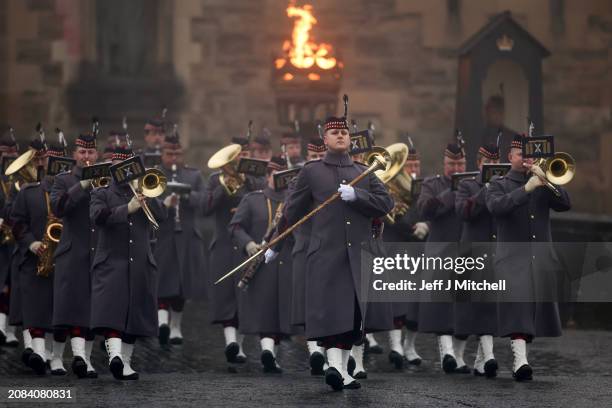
[0,134,20,347]
[50,133,100,378]
[290,136,327,376]
[486,134,570,381]
[455,143,501,378]
[11,141,67,375]
[266,116,393,391]
[384,146,428,369]
[416,142,466,373]
[203,136,265,364]
[229,156,293,374]
[155,133,205,346]
[89,146,167,380]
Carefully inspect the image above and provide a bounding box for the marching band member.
[11,139,66,375]
[269,116,393,391]
[229,156,293,373]
[89,145,167,380]
[155,132,205,346]
[0,133,20,347]
[454,143,501,378]
[416,141,466,373]
[289,136,327,375]
[50,132,100,378]
[385,145,427,369]
[486,134,570,381]
[203,143,265,364]
[250,132,273,161]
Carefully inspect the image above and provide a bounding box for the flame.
[279,4,337,70]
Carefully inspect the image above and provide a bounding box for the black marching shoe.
[29,354,47,375]
[513,364,533,382]
[388,350,404,370]
[353,370,367,380]
[21,348,33,367]
[224,342,239,363]
[309,351,325,376]
[324,367,344,391]
[158,324,170,346]
[366,344,383,354]
[344,379,361,390]
[169,337,183,345]
[109,356,124,380]
[72,356,88,379]
[405,356,422,366]
[347,356,356,376]
[484,359,498,378]
[454,365,471,374]
[442,354,457,374]
[261,350,282,374]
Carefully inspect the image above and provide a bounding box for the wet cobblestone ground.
[1,301,611,407]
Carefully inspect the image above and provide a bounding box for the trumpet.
[208,144,244,196]
[129,168,167,230]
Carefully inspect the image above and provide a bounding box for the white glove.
[127,196,142,214]
[29,241,43,255]
[264,248,279,264]
[530,165,546,179]
[413,222,429,240]
[338,184,356,202]
[525,175,545,192]
[245,241,260,256]
[0,218,4,228]
[163,195,177,208]
[80,179,90,190]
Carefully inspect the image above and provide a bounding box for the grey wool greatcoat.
[155,165,206,300]
[486,169,570,338]
[454,174,498,336]
[203,172,265,324]
[383,204,424,326]
[50,167,97,328]
[1,177,13,286]
[416,174,462,334]
[229,187,294,335]
[10,177,56,329]
[283,151,394,340]
[89,182,167,337]
[290,220,310,327]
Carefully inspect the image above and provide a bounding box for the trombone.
[129,168,167,230]
[214,146,391,285]
[529,152,576,196]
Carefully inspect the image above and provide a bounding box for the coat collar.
[264,186,285,202]
[505,169,529,183]
[323,150,353,167]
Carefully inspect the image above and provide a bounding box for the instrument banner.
[237,158,268,177]
[82,162,111,181]
[349,130,373,155]
[46,156,76,176]
[110,156,146,184]
[523,135,555,158]
[481,163,511,184]
[451,171,479,191]
[273,168,300,191]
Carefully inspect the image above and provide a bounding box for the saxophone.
[36,193,62,277]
